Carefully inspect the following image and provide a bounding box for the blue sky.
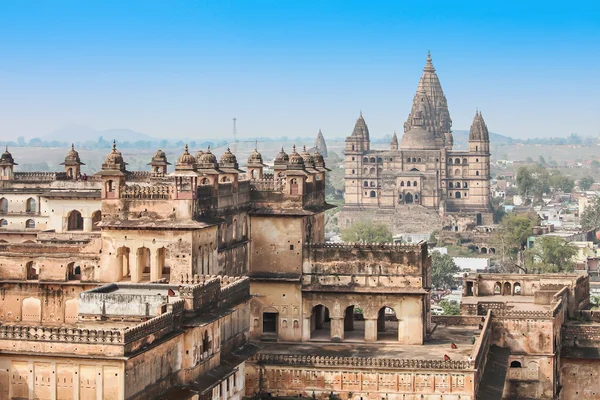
[0,0,598,140]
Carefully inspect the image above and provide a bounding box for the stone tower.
[60,144,85,179]
[344,113,371,206]
[314,129,328,157]
[0,147,17,181]
[390,130,398,151]
[467,110,491,210]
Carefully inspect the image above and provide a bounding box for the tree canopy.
[581,195,600,231]
[491,213,539,273]
[516,165,549,204]
[580,176,595,191]
[431,251,460,289]
[526,236,576,273]
[340,220,393,243]
[439,300,460,316]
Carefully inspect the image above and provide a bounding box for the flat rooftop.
[462,295,551,312]
[1,319,138,330]
[259,324,479,361]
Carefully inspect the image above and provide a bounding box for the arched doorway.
[455,191,461,199]
[377,306,399,341]
[503,282,512,296]
[405,193,414,204]
[0,197,7,213]
[67,210,84,231]
[26,261,38,280]
[513,282,522,295]
[310,305,330,340]
[67,262,81,280]
[91,210,102,231]
[344,305,365,341]
[494,282,501,295]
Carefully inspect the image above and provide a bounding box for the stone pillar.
[364,318,378,342]
[344,307,354,331]
[330,318,344,342]
[150,248,161,282]
[131,251,141,283]
[83,217,92,232]
[377,308,386,332]
[302,317,311,341]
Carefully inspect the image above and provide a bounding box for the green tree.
[549,171,575,193]
[525,236,576,273]
[516,165,549,204]
[581,195,600,231]
[439,300,460,315]
[580,176,595,191]
[340,220,393,243]
[491,213,539,273]
[431,251,460,289]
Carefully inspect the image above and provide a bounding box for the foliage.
[580,176,595,191]
[516,165,549,205]
[491,213,539,273]
[340,220,393,244]
[580,195,600,231]
[431,251,460,289]
[549,171,575,193]
[491,196,506,223]
[439,300,460,316]
[525,236,576,273]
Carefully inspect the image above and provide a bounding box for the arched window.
[370,181,375,187]
[412,157,416,162]
[92,210,102,231]
[476,171,480,176]
[463,158,467,165]
[242,217,247,237]
[232,219,238,240]
[0,219,6,227]
[290,178,299,195]
[363,157,369,163]
[364,181,368,187]
[476,146,478,151]
[413,181,417,186]
[449,182,453,188]
[370,157,376,163]
[415,194,419,200]
[26,261,38,280]
[351,144,355,151]
[106,180,114,192]
[494,282,501,294]
[455,169,461,176]
[455,191,461,199]
[351,170,355,174]
[370,167,375,174]
[370,191,376,198]
[26,198,36,213]
[407,181,411,187]
[455,158,460,164]
[67,210,84,231]
[400,181,404,187]
[510,361,522,368]
[448,158,453,164]
[407,157,411,162]
[513,282,522,295]
[221,176,230,183]
[0,198,7,213]
[417,158,422,162]
[25,219,35,229]
[476,158,479,162]
[201,177,210,185]
[377,157,383,163]
[463,182,468,188]
[363,168,368,174]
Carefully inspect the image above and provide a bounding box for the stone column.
[83,217,92,232]
[364,318,378,342]
[130,250,141,283]
[302,317,312,341]
[150,248,161,282]
[330,318,344,342]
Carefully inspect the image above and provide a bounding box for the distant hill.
[452,130,514,145]
[43,125,154,142]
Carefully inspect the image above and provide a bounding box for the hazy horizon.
[1,1,599,140]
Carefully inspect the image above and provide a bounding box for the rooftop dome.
[61,143,85,167]
[0,147,16,165]
[148,148,170,166]
[220,148,237,165]
[287,145,305,170]
[197,146,218,169]
[300,145,315,168]
[313,151,326,169]
[177,144,196,165]
[400,91,438,150]
[195,149,205,163]
[102,141,127,170]
[275,147,289,163]
[247,147,264,165]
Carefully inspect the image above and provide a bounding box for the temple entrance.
[377,306,399,341]
[405,193,414,204]
[310,304,330,340]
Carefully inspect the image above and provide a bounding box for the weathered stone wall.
[559,358,600,400]
[249,281,302,342]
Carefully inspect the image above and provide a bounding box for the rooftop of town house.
[257,324,481,363]
[0,319,139,330]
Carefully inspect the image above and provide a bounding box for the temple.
[340,53,492,235]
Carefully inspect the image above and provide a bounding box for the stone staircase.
[476,345,510,400]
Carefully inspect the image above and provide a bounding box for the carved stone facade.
[340,53,492,234]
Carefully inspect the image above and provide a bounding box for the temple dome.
[400,126,437,150]
[313,151,326,169]
[197,147,218,168]
[195,150,205,163]
[220,148,237,164]
[247,148,264,165]
[0,147,15,165]
[104,141,125,165]
[275,147,289,162]
[177,144,195,165]
[287,145,305,169]
[300,146,315,168]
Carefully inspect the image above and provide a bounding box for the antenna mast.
[232,118,237,154]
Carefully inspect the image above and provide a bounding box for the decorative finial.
[112,140,117,151]
[5,145,8,151]
[281,147,284,152]
[255,140,258,150]
[360,110,362,117]
[303,145,307,152]
[185,143,189,152]
[71,143,75,150]
[227,147,231,152]
[207,145,211,151]
[427,50,431,60]
[292,144,296,153]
